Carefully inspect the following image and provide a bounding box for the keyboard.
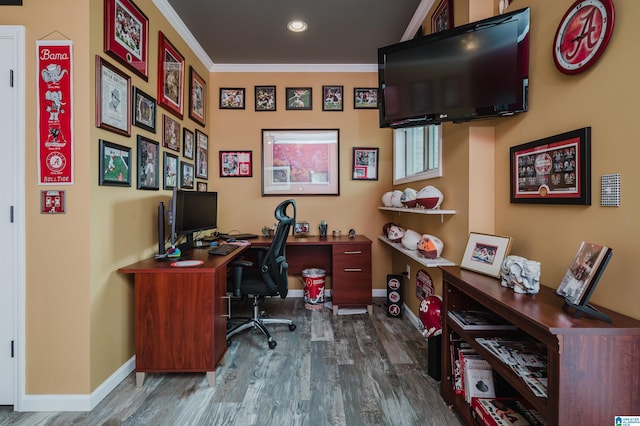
[208,243,240,256]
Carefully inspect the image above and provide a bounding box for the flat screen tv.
[378,7,530,128]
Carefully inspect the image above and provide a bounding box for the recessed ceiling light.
[287,20,308,32]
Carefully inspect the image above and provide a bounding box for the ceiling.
[160,0,433,70]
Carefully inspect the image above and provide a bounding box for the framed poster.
[195,129,208,179]
[352,147,379,180]
[220,88,245,109]
[431,0,454,33]
[322,85,343,111]
[95,55,131,136]
[157,31,184,119]
[183,128,194,159]
[162,114,180,152]
[220,151,252,177]
[99,139,131,186]
[354,88,378,109]
[132,86,156,132]
[188,66,206,126]
[460,232,512,278]
[285,87,312,110]
[180,161,195,189]
[103,0,148,80]
[163,151,178,190]
[255,85,276,111]
[136,135,159,190]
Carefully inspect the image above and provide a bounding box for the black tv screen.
[174,190,218,239]
[378,7,530,128]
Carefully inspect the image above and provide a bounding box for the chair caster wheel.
[289,324,296,331]
[226,339,231,347]
[268,340,277,349]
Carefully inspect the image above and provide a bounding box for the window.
[393,125,442,184]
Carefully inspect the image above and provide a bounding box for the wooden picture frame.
[188,66,206,126]
[510,127,591,205]
[157,31,184,119]
[183,128,194,159]
[285,87,312,110]
[255,85,276,111]
[432,0,454,33]
[163,151,178,190]
[197,181,207,192]
[136,135,159,190]
[460,232,512,278]
[162,114,180,152]
[322,85,343,111]
[103,0,148,80]
[354,88,378,109]
[556,241,612,307]
[132,86,156,132]
[195,129,208,179]
[180,161,195,189]
[261,129,340,196]
[219,88,245,109]
[95,56,131,136]
[219,151,253,177]
[352,147,379,180]
[98,139,131,186]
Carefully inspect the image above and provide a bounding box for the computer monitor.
[172,189,218,246]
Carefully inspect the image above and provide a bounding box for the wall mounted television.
[378,7,530,128]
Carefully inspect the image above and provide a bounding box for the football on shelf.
[386,224,405,242]
[401,188,418,207]
[417,234,444,259]
[381,191,394,207]
[401,229,422,250]
[416,185,444,209]
[390,190,404,207]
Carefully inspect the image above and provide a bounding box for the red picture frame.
[157,31,184,119]
[219,151,253,177]
[431,0,454,33]
[188,66,206,126]
[103,0,148,81]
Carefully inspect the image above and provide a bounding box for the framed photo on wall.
[183,127,194,159]
[98,139,131,187]
[219,151,253,177]
[460,232,512,278]
[188,66,206,126]
[103,0,148,80]
[162,114,180,152]
[136,135,159,190]
[197,181,208,192]
[352,147,379,180]
[255,85,276,111]
[219,88,245,109]
[157,31,184,119]
[180,161,195,189]
[432,0,454,33]
[322,85,343,111]
[163,151,178,190]
[95,56,131,136]
[354,88,378,109]
[132,86,156,132]
[285,87,312,110]
[195,129,208,179]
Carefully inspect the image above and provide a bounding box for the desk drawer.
[332,243,372,306]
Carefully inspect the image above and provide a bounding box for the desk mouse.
[226,238,237,242]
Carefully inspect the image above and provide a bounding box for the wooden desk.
[118,246,246,387]
[252,235,373,314]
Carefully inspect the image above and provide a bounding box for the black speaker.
[157,201,166,255]
[386,274,403,318]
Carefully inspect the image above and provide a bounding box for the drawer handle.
[224,294,231,318]
[344,268,362,272]
[344,251,363,254]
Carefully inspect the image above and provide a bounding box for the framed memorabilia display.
[163,151,178,190]
[285,87,312,110]
[354,88,378,109]
[136,135,159,190]
[432,0,454,33]
[157,31,184,119]
[556,241,612,307]
[132,86,156,132]
[188,66,206,126]
[322,85,343,111]
[195,129,208,179]
[98,139,131,186]
[103,0,148,80]
[510,127,591,205]
[220,151,253,177]
[460,232,512,278]
[162,114,180,152]
[255,85,276,111]
[219,88,245,109]
[183,127,194,159]
[261,129,340,196]
[95,56,131,136]
[197,181,207,192]
[352,147,379,180]
[180,161,195,189]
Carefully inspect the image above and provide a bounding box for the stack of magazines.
[476,337,548,398]
[448,310,518,330]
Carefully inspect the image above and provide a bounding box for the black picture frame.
[136,135,159,190]
[98,140,131,187]
[183,127,194,159]
[285,87,312,110]
[322,85,343,111]
[95,56,131,136]
[352,147,379,180]
[188,66,206,126]
[354,88,378,109]
[163,151,178,190]
[219,88,245,109]
[132,86,156,133]
[180,161,195,189]
[255,85,276,111]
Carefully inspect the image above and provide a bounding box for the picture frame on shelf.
[132,86,156,132]
[180,161,195,189]
[255,85,276,111]
[162,114,180,152]
[103,0,148,80]
[460,232,512,278]
[354,87,378,109]
[195,129,208,179]
[219,88,245,109]
[136,135,159,190]
[431,0,454,33]
[188,66,206,126]
[157,31,184,119]
[352,147,379,180]
[285,87,312,110]
[219,150,253,177]
[556,241,612,307]
[197,181,207,192]
[95,55,131,136]
[183,127,194,159]
[322,85,343,111]
[163,151,178,190]
[510,127,591,205]
[98,139,131,187]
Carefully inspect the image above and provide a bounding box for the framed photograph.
[98,139,131,186]
[460,232,512,278]
[180,161,195,189]
[556,241,612,306]
[157,31,184,119]
[197,181,207,192]
[103,0,148,80]
[220,151,253,177]
[219,88,245,109]
[261,129,340,196]
[352,147,379,180]
[432,0,454,33]
[195,129,208,179]
[510,127,591,205]
[354,88,378,109]
[188,66,206,126]
[163,151,178,190]
[286,87,312,110]
[322,85,343,111]
[255,85,276,111]
[132,86,156,132]
[162,114,180,152]
[95,56,131,136]
[183,128,194,159]
[136,135,159,190]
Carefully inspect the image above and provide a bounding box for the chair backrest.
[259,199,296,298]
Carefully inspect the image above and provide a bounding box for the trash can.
[302,268,326,310]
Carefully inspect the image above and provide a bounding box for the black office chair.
[226,199,297,349]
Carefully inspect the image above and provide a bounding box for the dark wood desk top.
[251,234,371,246]
[118,245,248,274]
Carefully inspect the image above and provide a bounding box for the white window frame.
[393,124,442,185]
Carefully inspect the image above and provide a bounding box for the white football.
[390,190,404,207]
[401,188,418,207]
[416,186,444,209]
[401,229,422,251]
[417,234,444,259]
[381,191,394,207]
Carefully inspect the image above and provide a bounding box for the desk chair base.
[226,295,296,349]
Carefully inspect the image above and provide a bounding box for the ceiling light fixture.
[287,20,308,32]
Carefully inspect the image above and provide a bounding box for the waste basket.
[302,268,325,310]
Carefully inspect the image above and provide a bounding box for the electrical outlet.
[406,264,411,277]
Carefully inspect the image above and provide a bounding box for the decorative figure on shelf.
[419,295,442,338]
[500,255,541,295]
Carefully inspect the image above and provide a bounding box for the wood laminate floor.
[0,298,462,426]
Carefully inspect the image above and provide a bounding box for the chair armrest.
[228,259,253,297]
